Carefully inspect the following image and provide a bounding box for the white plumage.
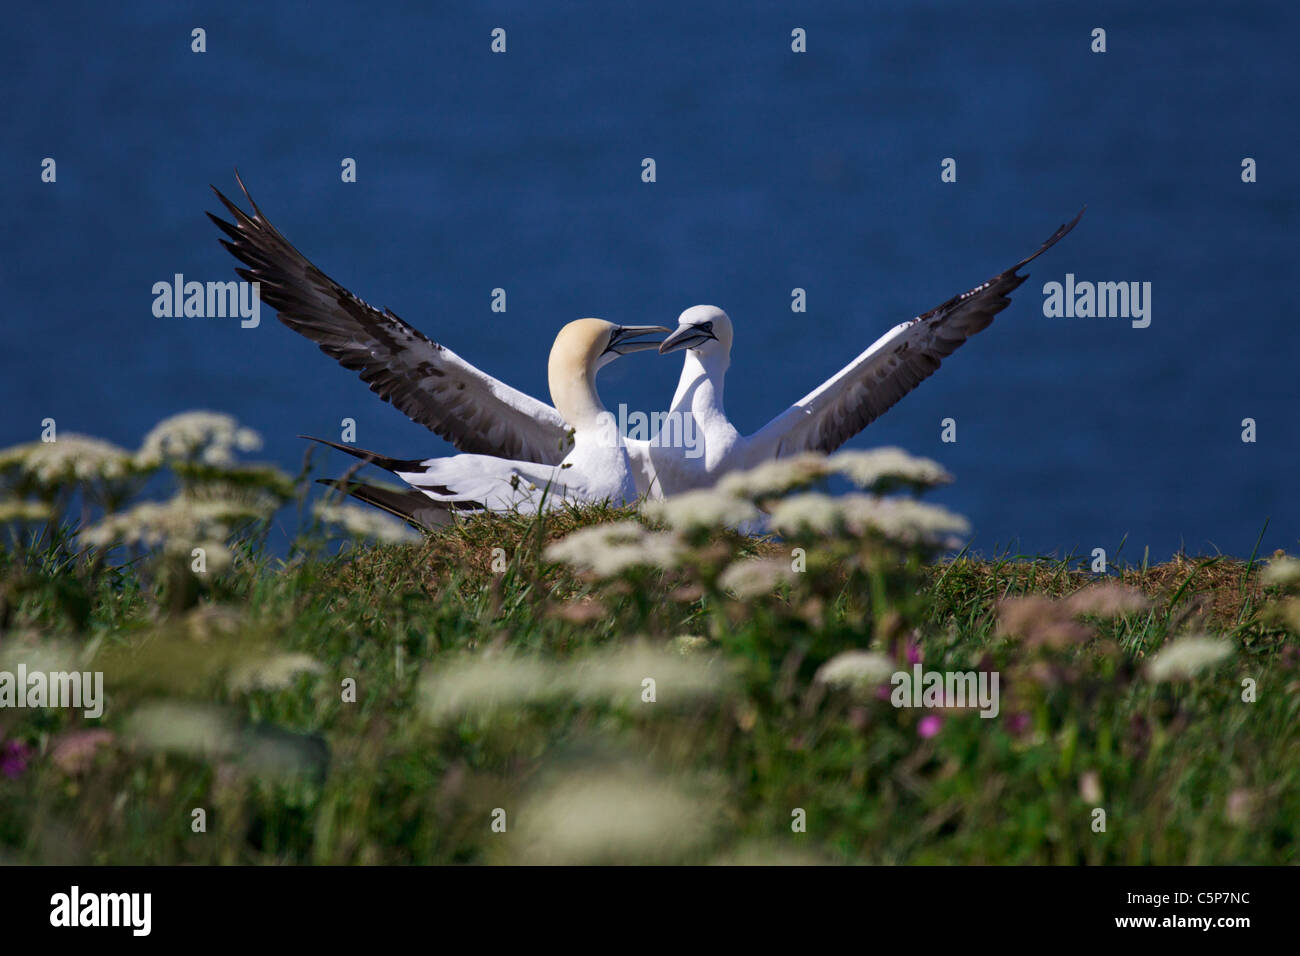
[210,178,1080,522]
[641,211,1083,495]
[388,319,666,514]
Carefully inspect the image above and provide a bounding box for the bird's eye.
[699,321,713,332]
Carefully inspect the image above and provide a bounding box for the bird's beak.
[658,324,718,354]
[603,325,671,356]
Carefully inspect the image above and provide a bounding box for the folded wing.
[395,454,581,513]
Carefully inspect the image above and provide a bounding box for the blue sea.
[3,1,1297,559]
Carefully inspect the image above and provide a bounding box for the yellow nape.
[547,319,617,430]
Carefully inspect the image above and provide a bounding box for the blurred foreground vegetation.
[0,413,1296,864]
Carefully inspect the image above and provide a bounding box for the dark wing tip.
[1012,206,1086,273]
[298,434,424,473]
[233,168,261,217]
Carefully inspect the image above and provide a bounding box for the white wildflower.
[544,521,681,575]
[511,767,720,864]
[827,447,952,491]
[82,495,262,554]
[314,501,419,544]
[769,493,968,546]
[124,701,326,779]
[0,435,133,484]
[766,492,844,535]
[839,496,969,546]
[643,488,760,531]
[234,428,262,452]
[718,557,797,599]
[1261,556,1300,589]
[0,500,52,523]
[716,454,829,499]
[229,652,325,692]
[814,650,896,694]
[420,653,554,721]
[135,411,262,468]
[566,643,726,705]
[1145,636,1234,682]
[420,644,725,722]
[193,540,235,574]
[123,701,241,759]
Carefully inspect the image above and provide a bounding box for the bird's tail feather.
[315,478,471,530]
[300,435,424,473]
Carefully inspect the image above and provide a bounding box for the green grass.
[1,504,1296,865]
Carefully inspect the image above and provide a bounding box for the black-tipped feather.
[209,174,573,464]
[315,479,466,531]
[299,435,424,474]
[746,208,1085,459]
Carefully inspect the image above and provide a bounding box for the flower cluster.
[1145,635,1234,682]
[419,642,727,722]
[642,488,761,532]
[543,520,682,576]
[814,650,896,696]
[716,447,951,500]
[546,448,963,586]
[0,500,52,524]
[717,556,797,598]
[81,494,266,563]
[135,411,262,468]
[0,435,134,485]
[768,492,969,546]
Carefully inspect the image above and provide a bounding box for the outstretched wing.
[208,175,574,465]
[741,210,1083,461]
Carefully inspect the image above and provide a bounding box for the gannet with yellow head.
[311,319,667,519]
[209,177,1081,511]
[211,176,668,501]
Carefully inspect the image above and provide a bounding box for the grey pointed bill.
[658,320,718,354]
[603,325,672,355]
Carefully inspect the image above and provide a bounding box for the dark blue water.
[4,1,1297,559]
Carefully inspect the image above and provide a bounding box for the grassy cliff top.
[1,425,1295,864]
[1,503,1295,865]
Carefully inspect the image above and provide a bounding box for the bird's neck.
[549,360,608,433]
[671,350,730,426]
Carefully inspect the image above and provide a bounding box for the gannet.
[646,211,1084,494]
[307,318,666,524]
[208,177,664,492]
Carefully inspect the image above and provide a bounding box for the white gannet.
[209,177,664,492]
[645,211,1084,494]
[307,318,667,524]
